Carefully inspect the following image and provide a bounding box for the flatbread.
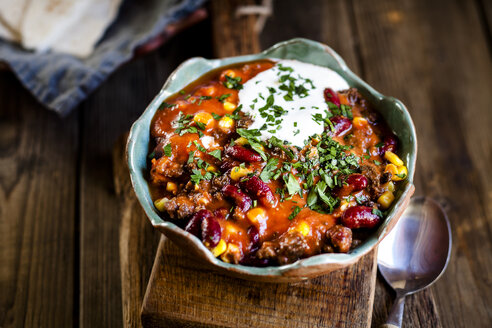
[0,0,30,35]
[21,0,91,52]
[20,0,122,57]
[51,0,122,57]
[0,17,19,42]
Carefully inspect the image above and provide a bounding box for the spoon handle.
[381,293,406,328]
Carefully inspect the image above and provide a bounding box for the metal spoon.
[377,197,452,328]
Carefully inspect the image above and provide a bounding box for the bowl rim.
[127,38,417,278]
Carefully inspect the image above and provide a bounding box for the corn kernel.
[384,151,404,166]
[378,191,395,209]
[340,199,356,211]
[201,86,216,97]
[353,117,368,129]
[385,163,399,176]
[311,135,321,145]
[222,69,236,78]
[218,116,235,132]
[223,101,237,112]
[246,207,267,224]
[230,166,252,180]
[295,221,311,237]
[381,181,395,192]
[198,196,210,205]
[193,112,215,129]
[153,197,169,212]
[393,165,408,181]
[166,182,177,193]
[206,164,218,172]
[211,239,227,257]
[235,137,249,145]
[220,243,240,263]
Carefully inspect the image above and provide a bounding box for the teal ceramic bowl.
[127,38,417,282]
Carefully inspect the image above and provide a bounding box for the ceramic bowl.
[127,38,417,282]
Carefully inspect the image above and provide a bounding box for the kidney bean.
[329,116,352,137]
[222,185,252,212]
[214,207,229,220]
[201,215,222,247]
[219,158,240,172]
[341,206,381,229]
[345,174,368,191]
[379,135,398,156]
[247,225,260,250]
[225,145,262,162]
[324,88,341,106]
[184,209,212,237]
[239,255,271,267]
[240,176,277,207]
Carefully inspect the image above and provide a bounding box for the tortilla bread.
[20,0,122,57]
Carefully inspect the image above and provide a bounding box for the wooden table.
[1,0,491,327]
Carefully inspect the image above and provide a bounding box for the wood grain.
[142,236,377,328]
[1,0,491,327]
[79,20,213,327]
[113,134,160,328]
[0,73,77,327]
[350,0,492,326]
[210,0,260,57]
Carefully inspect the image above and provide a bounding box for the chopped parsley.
[193,140,207,153]
[260,157,279,182]
[174,112,203,137]
[208,149,222,160]
[372,208,384,217]
[284,173,301,196]
[217,93,231,103]
[223,75,243,90]
[163,144,172,157]
[236,128,267,160]
[197,95,212,105]
[159,102,177,110]
[288,206,301,220]
[190,169,213,185]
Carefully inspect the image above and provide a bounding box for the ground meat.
[270,145,301,161]
[360,164,384,197]
[211,174,231,192]
[150,156,184,184]
[257,231,308,265]
[162,195,197,220]
[341,88,381,123]
[326,225,352,253]
[236,115,253,129]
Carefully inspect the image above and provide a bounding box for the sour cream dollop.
[238,59,349,147]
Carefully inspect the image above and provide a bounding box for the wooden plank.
[78,20,213,327]
[113,134,160,328]
[210,0,260,57]
[0,72,77,327]
[142,236,377,328]
[261,0,360,72]
[351,0,492,326]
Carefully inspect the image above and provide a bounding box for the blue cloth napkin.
[0,0,205,116]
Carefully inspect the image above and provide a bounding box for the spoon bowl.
[378,196,452,327]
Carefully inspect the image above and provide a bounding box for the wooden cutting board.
[138,1,378,327]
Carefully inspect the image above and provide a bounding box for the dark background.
[1,0,491,327]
